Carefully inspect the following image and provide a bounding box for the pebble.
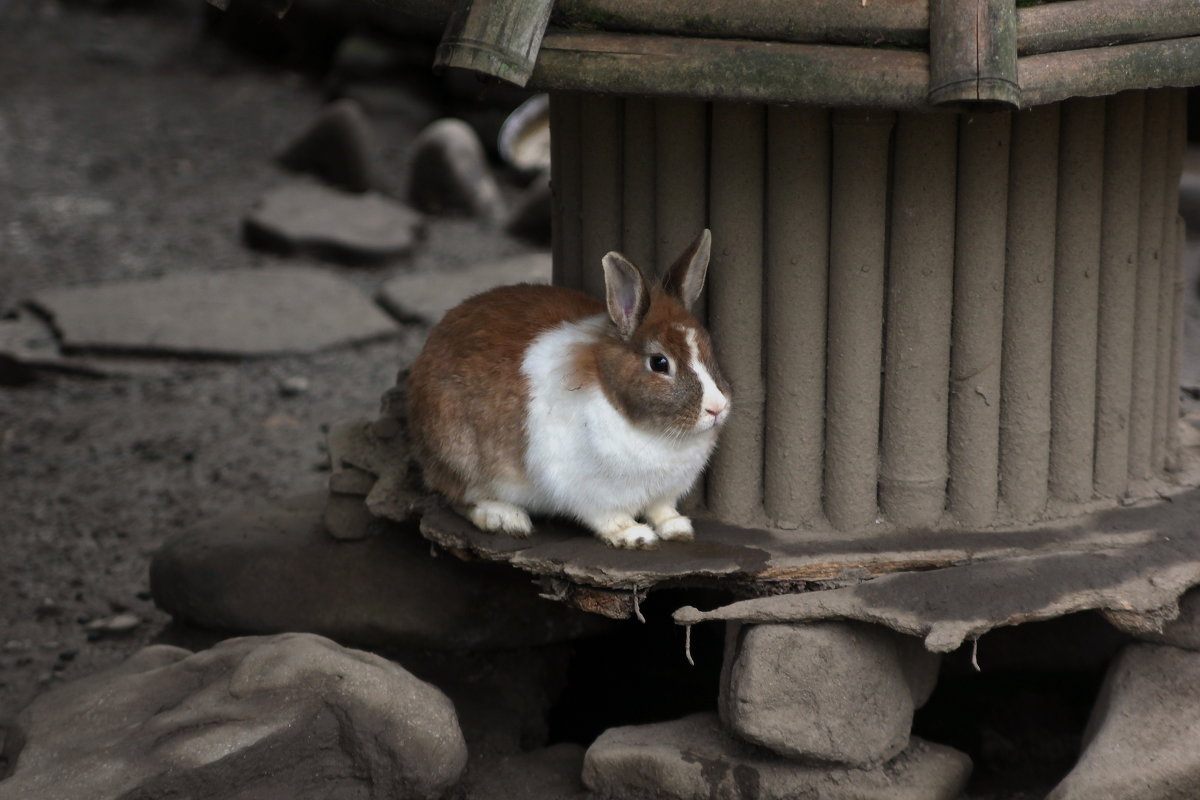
[85,613,141,636]
[279,375,310,397]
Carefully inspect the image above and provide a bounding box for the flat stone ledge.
[581,712,971,800]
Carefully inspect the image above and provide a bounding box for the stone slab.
[581,713,971,800]
[1048,643,1200,800]
[377,252,551,323]
[0,633,466,800]
[720,621,940,766]
[1137,585,1200,651]
[31,267,399,358]
[673,516,1200,652]
[150,490,613,650]
[244,181,424,265]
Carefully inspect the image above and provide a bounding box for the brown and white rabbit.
[406,229,730,549]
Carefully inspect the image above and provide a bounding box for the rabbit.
[406,228,730,550]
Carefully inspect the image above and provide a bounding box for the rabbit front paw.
[591,515,660,550]
[469,501,533,537]
[647,503,694,542]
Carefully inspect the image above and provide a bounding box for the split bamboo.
[1000,103,1060,521]
[928,0,1018,108]
[763,106,829,529]
[880,112,957,527]
[552,0,929,47]
[948,110,1011,527]
[1017,0,1200,57]
[578,95,623,299]
[621,98,656,270]
[653,98,709,317]
[1019,37,1200,108]
[1094,91,1145,497]
[706,103,766,525]
[825,110,894,531]
[533,32,929,110]
[1049,97,1105,504]
[550,93,583,288]
[1127,90,1169,481]
[1153,89,1188,472]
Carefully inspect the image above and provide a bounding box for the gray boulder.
[582,713,971,800]
[150,491,612,650]
[1048,643,1200,800]
[406,118,506,226]
[277,99,376,193]
[720,621,941,766]
[0,633,466,800]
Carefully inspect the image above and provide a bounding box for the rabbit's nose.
[704,402,726,418]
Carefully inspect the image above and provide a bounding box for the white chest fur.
[518,316,717,520]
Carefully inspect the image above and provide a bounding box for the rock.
[504,172,551,244]
[719,621,940,766]
[277,99,375,193]
[0,634,466,800]
[460,744,588,800]
[244,181,423,265]
[406,118,506,225]
[322,491,376,541]
[582,713,971,800]
[32,267,399,357]
[377,252,551,323]
[1138,585,1200,651]
[150,491,613,650]
[1048,643,1200,800]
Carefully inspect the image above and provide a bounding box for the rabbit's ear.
[662,228,711,312]
[602,251,650,339]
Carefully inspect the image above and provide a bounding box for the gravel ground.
[0,0,535,727]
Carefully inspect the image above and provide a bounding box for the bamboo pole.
[1094,91,1146,497]
[1167,216,1186,470]
[825,110,894,531]
[763,106,829,530]
[550,93,583,289]
[1018,0,1200,57]
[1000,103,1060,522]
[706,103,765,526]
[1019,36,1200,108]
[1049,97,1105,504]
[552,0,929,47]
[654,98,709,318]
[621,97,656,270]
[1127,90,1169,482]
[948,110,1011,527]
[880,112,957,527]
[533,32,929,109]
[928,0,1019,108]
[435,0,556,86]
[578,95,623,299]
[1153,89,1187,472]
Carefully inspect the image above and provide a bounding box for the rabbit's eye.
[648,354,671,375]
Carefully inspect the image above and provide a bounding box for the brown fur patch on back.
[406,284,604,502]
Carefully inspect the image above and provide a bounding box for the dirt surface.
[0,0,536,726]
